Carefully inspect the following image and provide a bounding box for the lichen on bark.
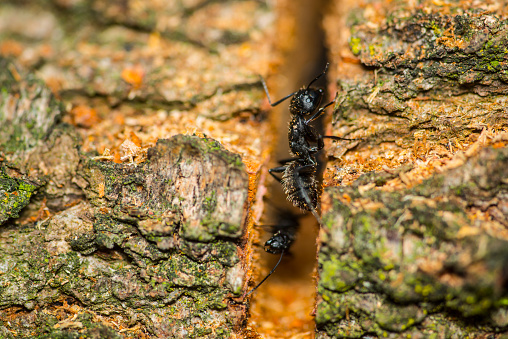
[318,146,508,338]
[0,59,252,338]
[318,2,508,338]
[0,0,276,336]
[0,134,251,338]
[0,165,37,224]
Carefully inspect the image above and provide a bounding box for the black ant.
[244,65,360,296]
[245,211,299,297]
[260,63,355,164]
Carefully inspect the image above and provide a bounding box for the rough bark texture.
[0,57,68,224]
[0,61,249,338]
[318,147,508,338]
[318,1,508,338]
[0,0,274,337]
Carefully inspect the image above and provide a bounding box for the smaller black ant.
[261,63,356,164]
[245,211,300,297]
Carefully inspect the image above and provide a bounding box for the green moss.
[319,255,359,292]
[422,284,433,297]
[212,241,240,267]
[498,298,508,306]
[163,255,222,288]
[369,44,377,56]
[71,134,245,336]
[38,315,123,339]
[202,191,217,211]
[0,165,38,225]
[350,37,362,55]
[319,169,508,336]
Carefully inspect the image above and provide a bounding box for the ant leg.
[260,75,297,107]
[245,251,285,297]
[295,164,315,173]
[323,135,363,141]
[315,134,361,152]
[277,157,299,165]
[307,63,329,88]
[268,166,286,183]
[306,99,335,123]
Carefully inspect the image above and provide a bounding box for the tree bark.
[0,0,274,337]
[318,1,508,338]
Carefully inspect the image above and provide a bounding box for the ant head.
[289,88,324,115]
[288,63,329,115]
[264,230,292,254]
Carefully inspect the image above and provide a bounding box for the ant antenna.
[306,63,329,89]
[245,251,285,297]
[260,63,330,107]
[259,76,297,107]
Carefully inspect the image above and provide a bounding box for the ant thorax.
[286,87,326,161]
[288,87,324,116]
[288,116,317,160]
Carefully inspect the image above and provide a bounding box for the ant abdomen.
[281,161,319,212]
